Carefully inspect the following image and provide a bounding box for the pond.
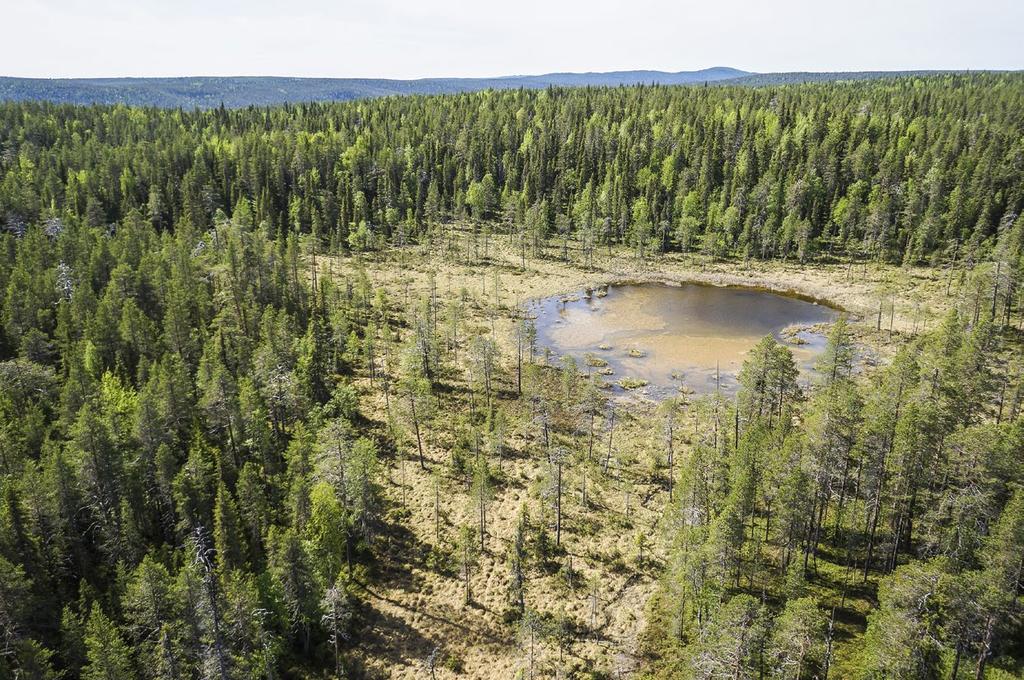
[529,282,840,397]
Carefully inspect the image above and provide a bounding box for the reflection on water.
[529,282,839,397]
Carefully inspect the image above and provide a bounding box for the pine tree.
[690,594,767,679]
[320,575,353,679]
[858,561,944,679]
[456,524,480,606]
[269,528,317,653]
[213,481,246,571]
[768,597,825,679]
[82,603,134,680]
[471,458,493,552]
[306,482,348,584]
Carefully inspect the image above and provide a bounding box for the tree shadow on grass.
[353,510,516,673]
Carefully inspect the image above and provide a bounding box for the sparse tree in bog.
[573,377,603,460]
[471,458,493,552]
[398,369,433,470]
[519,608,544,680]
[456,524,480,606]
[468,333,499,411]
[547,446,569,546]
[507,505,530,615]
[486,406,507,470]
[658,397,681,500]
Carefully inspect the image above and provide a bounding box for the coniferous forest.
[0,75,1023,678]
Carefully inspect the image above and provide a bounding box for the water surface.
[530,282,839,397]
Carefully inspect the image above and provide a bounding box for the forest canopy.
[1,73,1023,265]
[0,74,1023,679]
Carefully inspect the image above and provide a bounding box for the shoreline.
[324,232,949,334]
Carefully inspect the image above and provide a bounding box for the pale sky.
[4,0,1022,79]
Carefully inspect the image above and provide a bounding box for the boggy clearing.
[317,230,975,678]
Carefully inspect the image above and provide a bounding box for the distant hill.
[0,68,748,108]
[719,70,998,86]
[0,68,1013,108]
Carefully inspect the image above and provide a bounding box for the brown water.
[529,282,839,397]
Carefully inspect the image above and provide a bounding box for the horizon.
[5,0,1023,80]
[3,66,1021,82]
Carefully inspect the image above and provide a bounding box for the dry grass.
[347,364,675,678]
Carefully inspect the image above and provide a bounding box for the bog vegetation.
[0,75,1022,679]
